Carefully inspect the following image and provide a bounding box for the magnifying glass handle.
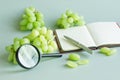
[42,53,62,57]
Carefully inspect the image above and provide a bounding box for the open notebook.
[54,22,120,52]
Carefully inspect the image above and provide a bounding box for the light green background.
[0,0,120,80]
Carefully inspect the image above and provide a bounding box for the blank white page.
[55,26,96,51]
[86,22,120,46]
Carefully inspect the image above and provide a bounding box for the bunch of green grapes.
[6,27,58,64]
[56,10,85,29]
[20,6,45,31]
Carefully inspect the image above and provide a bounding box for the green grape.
[20,19,28,26]
[105,49,117,56]
[75,20,85,26]
[67,17,74,24]
[29,6,36,12]
[13,38,20,51]
[72,13,80,21]
[40,27,47,35]
[99,47,117,56]
[66,61,78,68]
[6,45,13,52]
[61,13,67,18]
[41,40,48,48]
[28,16,36,22]
[49,41,57,50]
[66,10,73,16]
[20,26,27,31]
[99,47,111,54]
[22,14,28,19]
[42,45,48,52]
[35,11,43,19]
[14,38,20,43]
[56,18,62,26]
[26,23,33,30]
[39,35,46,41]
[33,21,41,29]
[47,45,54,53]
[25,29,39,41]
[47,29,53,35]
[68,53,80,61]
[8,49,15,62]
[45,30,54,40]
[32,38,41,47]
[13,42,20,52]
[31,29,40,37]
[25,8,35,17]
[45,34,54,41]
[20,38,30,45]
[39,20,45,26]
[77,60,89,65]
[62,24,70,29]
[13,54,18,64]
[37,47,43,54]
[61,19,70,28]
[25,34,34,41]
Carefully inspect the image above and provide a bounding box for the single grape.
[20,19,28,26]
[33,21,41,29]
[99,47,117,56]
[67,17,74,24]
[66,10,73,16]
[8,49,15,62]
[25,8,35,17]
[13,54,18,64]
[6,45,13,52]
[13,42,20,52]
[26,23,33,30]
[39,35,46,41]
[13,38,20,51]
[20,38,30,45]
[47,45,54,53]
[61,13,67,18]
[35,11,43,19]
[42,45,48,52]
[22,14,28,19]
[66,61,78,68]
[106,49,117,56]
[28,16,36,22]
[40,27,47,35]
[68,53,80,61]
[32,38,41,47]
[100,47,111,54]
[20,26,27,31]
[29,6,36,12]
[49,41,57,50]
[31,29,40,37]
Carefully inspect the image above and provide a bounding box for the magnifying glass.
[16,44,62,69]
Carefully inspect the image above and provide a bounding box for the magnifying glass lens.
[16,44,40,69]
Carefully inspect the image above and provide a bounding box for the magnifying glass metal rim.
[16,44,41,69]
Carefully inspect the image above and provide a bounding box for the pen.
[64,35,93,54]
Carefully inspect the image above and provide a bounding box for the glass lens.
[17,44,40,69]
